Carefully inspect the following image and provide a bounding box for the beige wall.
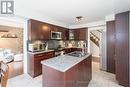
[0,25,23,53]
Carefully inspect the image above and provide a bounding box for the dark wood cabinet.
[71,48,82,52]
[40,23,51,40]
[64,48,82,54]
[28,19,51,40]
[58,27,69,40]
[69,28,88,40]
[106,21,116,74]
[64,48,72,54]
[28,19,69,40]
[78,28,88,40]
[115,11,129,87]
[27,51,55,78]
[42,55,92,87]
[28,19,87,41]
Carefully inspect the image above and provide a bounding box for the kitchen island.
[41,52,92,87]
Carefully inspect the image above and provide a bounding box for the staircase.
[90,32,100,47]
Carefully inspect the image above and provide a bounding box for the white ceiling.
[15,0,130,26]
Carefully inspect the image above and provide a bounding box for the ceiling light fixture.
[76,16,83,22]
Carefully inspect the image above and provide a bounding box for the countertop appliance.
[51,31,62,39]
[28,43,44,52]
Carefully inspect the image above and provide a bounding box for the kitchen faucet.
[82,42,86,54]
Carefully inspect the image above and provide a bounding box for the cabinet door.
[46,52,55,58]
[50,25,58,32]
[34,56,45,76]
[28,19,41,40]
[69,30,75,40]
[65,48,72,54]
[115,12,129,87]
[39,22,51,40]
[28,19,51,40]
[106,21,115,74]
[70,28,88,40]
[79,28,87,40]
[74,29,80,40]
[75,28,87,40]
[59,28,69,40]
[71,48,82,52]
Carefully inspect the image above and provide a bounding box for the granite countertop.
[64,47,83,49]
[28,50,54,54]
[41,53,91,72]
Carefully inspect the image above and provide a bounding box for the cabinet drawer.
[34,53,45,57]
[46,52,54,58]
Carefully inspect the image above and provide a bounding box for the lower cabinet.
[27,51,55,78]
[42,55,92,87]
[65,48,82,54]
[65,48,72,54]
[71,48,82,52]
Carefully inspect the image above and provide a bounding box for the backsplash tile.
[28,40,87,50]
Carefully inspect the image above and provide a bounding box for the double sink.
[67,51,88,57]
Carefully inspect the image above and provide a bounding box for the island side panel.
[64,64,78,87]
[84,55,92,84]
[42,65,65,87]
[65,55,92,87]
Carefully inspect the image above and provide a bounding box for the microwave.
[51,31,62,39]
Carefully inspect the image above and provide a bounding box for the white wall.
[90,30,101,57]
[90,40,100,57]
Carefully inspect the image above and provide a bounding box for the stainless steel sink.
[67,51,88,57]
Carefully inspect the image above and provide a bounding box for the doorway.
[0,25,24,78]
[88,26,106,71]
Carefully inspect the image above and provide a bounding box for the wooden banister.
[90,32,100,47]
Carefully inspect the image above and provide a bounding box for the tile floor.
[7,62,123,87]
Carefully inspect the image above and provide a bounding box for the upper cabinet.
[28,19,51,40]
[58,27,69,40]
[69,28,88,40]
[28,19,69,40]
[28,19,87,41]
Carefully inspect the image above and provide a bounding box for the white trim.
[105,14,115,22]
[69,20,106,29]
[129,12,130,86]
[23,19,28,73]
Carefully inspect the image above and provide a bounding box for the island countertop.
[41,53,91,72]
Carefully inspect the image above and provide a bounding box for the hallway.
[88,62,123,87]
